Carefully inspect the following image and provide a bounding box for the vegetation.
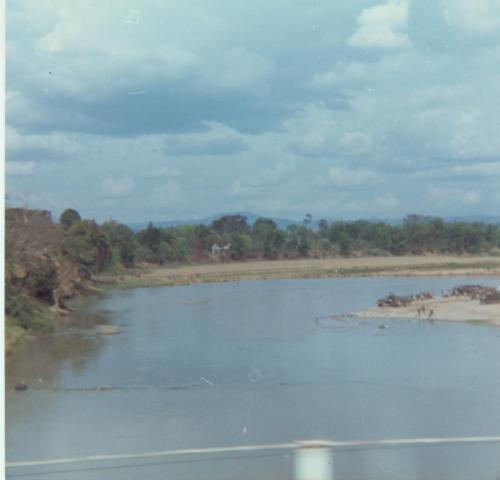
[5,208,112,349]
[124,214,500,264]
[5,208,500,351]
[59,208,82,229]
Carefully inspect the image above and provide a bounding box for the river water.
[6,276,500,479]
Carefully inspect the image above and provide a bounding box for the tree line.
[60,210,500,271]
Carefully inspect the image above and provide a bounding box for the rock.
[480,290,500,304]
[50,305,72,316]
[377,291,433,308]
[97,325,122,335]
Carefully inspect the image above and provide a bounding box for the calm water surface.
[6,276,500,479]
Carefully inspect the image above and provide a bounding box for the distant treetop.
[59,208,82,228]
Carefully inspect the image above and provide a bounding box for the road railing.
[6,435,500,479]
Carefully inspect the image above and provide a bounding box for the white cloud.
[428,186,481,207]
[441,0,500,34]
[100,177,135,197]
[146,167,181,178]
[6,126,89,159]
[6,126,172,164]
[150,181,182,204]
[307,71,338,88]
[164,122,248,156]
[413,161,500,180]
[204,46,274,91]
[9,1,274,104]
[453,162,500,176]
[464,189,481,205]
[348,0,410,49]
[262,161,296,181]
[409,93,500,159]
[324,165,382,186]
[373,192,400,210]
[6,91,50,125]
[285,103,373,157]
[307,62,371,94]
[227,180,249,197]
[225,159,297,199]
[6,161,36,176]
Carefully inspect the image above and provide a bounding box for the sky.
[5,0,500,224]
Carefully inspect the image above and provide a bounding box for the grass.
[5,288,56,355]
[5,320,31,354]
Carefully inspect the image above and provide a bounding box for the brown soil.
[99,255,500,289]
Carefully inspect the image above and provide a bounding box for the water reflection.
[6,296,111,388]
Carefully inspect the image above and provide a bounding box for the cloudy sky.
[6,0,500,223]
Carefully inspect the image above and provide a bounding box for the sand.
[354,295,500,326]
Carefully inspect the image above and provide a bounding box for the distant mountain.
[128,213,500,232]
[371,215,500,226]
[127,212,302,232]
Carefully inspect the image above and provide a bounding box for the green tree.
[318,219,329,237]
[211,215,250,235]
[338,232,353,257]
[59,208,81,229]
[62,220,111,273]
[253,218,285,259]
[137,222,162,262]
[230,234,253,260]
[286,225,311,257]
[101,221,138,267]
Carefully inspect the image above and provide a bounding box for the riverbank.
[354,294,500,326]
[96,255,500,289]
[7,255,500,355]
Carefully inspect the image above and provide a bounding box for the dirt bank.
[97,255,500,289]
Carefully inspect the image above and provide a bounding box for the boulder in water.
[97,325,122,335]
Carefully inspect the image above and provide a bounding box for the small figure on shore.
[417,304,427,319]
[428,308,434,320]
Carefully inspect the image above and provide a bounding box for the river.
[6,276,500,479]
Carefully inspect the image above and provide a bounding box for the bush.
[23,256,58,303]
[62,220,111,273]
[59,208,82,229]
[5,286,54,331]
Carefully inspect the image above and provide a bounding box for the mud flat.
[354,291,500,326]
